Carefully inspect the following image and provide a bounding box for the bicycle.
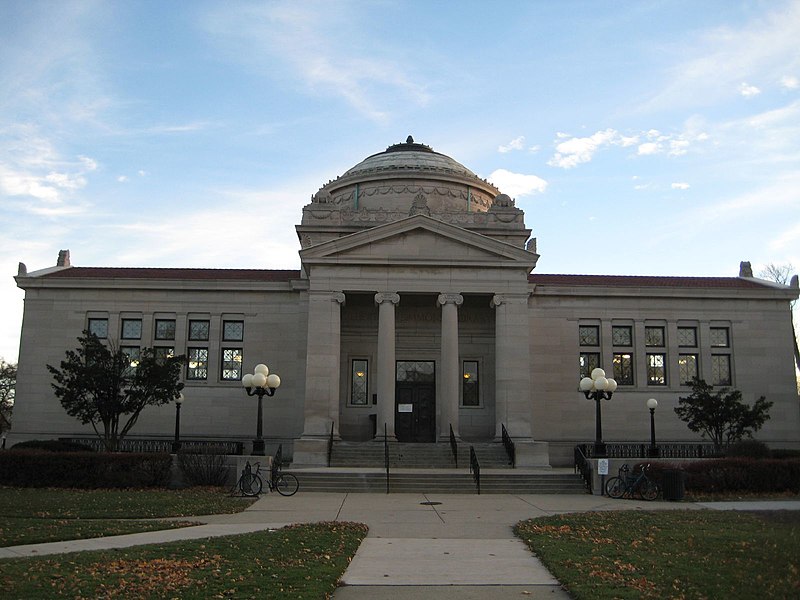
[236,460,299,497]
[605,463,659,501]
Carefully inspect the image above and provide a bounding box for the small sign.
[598,458,609,475]
[398,403,413,413]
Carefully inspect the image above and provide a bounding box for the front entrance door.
[395,361,436,443]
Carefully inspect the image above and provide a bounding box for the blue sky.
[1,0,799,362]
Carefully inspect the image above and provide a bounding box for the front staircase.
[289,441,586,494]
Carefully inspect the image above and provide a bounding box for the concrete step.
[330,442,514,469]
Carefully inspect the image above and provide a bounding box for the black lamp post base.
[252,439,266,456]
[171,442,181,453]
[648,446,661,458]
[593,442,607,457]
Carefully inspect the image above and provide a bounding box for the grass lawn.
[515,510,800,599]
[0,522,368,599]
[0,487,254,546]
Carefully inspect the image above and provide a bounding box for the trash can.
[661,469,686,501]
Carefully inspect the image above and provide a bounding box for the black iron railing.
[384,422,389,494]
[449,424,458,468]
[327,421,335,467]
[60,437,244,455]
[501,424,516,467]
[274,443,284,472]
[574,444,593,494]
[469,445,480,494]
[577,442,725,460]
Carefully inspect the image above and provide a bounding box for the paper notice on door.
[398,404,413,413]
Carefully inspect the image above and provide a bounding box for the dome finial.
[406,135,414,144]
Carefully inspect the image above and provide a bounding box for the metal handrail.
[573,444,593,494]
[501,424,516,467]
[580,442,725,459]
[274,443,283,473]
[384,422,389,494]
[449,424,458,468]
[327,421,335,467]
[469,445,480,494]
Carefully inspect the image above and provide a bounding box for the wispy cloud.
[770,221,800,251]
[739,82,761,98]
[488,169,547,198]
[498,136,526,153]
[671,182,690,190]
[780,75,800,89]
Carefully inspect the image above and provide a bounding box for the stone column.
[491,293,532,440]
[301,291,345,438]
[438,293,463,439]
[375,292,400,439]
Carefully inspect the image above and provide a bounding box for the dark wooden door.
[395,383,436,442]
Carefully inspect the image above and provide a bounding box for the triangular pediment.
[300,214,538,270]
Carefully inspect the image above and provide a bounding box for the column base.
[514,441,552,468]
[292,437,330,467]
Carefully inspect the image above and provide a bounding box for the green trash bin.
[661,469,686,501]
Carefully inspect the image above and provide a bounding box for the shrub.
[177,446,230,487]
[10,439,95,452]
[726,439,770,459]
[771,448,800,460]
[647,458,800,495]
[0,451,172,488]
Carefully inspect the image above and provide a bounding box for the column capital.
[331,292,346,305]
[375,292,400,306]
[437,293,464,307]
[310,290,345,304]
[491,292,530,308]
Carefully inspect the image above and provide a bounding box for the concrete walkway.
[2,493,799,599]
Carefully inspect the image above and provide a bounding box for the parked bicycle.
[605,463,659,501]
[236,460,299,497]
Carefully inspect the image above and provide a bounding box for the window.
[612,326,632,346]
[121,319,142,340]
[579,353,600,379]
[677,327,697,347]
[462,361,479,407]
[121,346,140,374]
[647,353,666,385]
[187,348,208,380]
[351,359,368,405]
[645,326,665,347]
[221,348,243,381]
[679,354,698,385]
[155,319,176,340]
[613,353,634,385]
[189,320,210,341]
[711,355,732,385]
[710,327,730,348]
[223,321,244,342]
[88,318,108,339]
[579,325,599,346]
[154,347,175,364]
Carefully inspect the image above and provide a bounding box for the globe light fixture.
[646,398,660,458]
[579,368,618,457]
[242,364,282,456]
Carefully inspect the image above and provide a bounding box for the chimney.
[57,249,71,267]
[738,261,753,278]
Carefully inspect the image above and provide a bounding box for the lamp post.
[579,368,618,457]
[172,392,184,453]
[242,364,281,456]
[647,398,660,458]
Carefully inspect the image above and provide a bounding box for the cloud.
[739,82,761,97]
[769,221,800,251]
[637,143,659,155]
[498,136,525,153]
[117,176,129,183]
[671,182,690,190]
[487,169,547,198]
[780,75,800,89]
[548,128,620,168]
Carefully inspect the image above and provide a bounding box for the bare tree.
[0,359,15,436]
[759,263,800,374]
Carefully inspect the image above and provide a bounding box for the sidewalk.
[2,493,799,598]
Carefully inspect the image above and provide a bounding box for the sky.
[1,0,799,362]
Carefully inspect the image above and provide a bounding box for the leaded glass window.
[189,320,210,341]
[579,325,599,346]
[121,319,142,340]
[580,353,600,379]
[155,319,176,340]
[396,361,435,383]
[462,361,479,407]
[710,327,730,348]
[711,355,731,385]
[351,360,368,405]
[613,353,634,385]
[154,347,175,364]
[677,327,697,347]
[121,346,140,374]
[187,347,208,380]
[645,326,665,347]
[221,348,243,381]
[647,353,666,385]
[223,321,244,342]
[612,326,632,346]
[679,354,698,385]
[88,318,108,339]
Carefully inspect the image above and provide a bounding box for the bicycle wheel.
[605,477,625,499]
[240,473,263,496]
[274,473,299,496]
[639,480,660,501]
